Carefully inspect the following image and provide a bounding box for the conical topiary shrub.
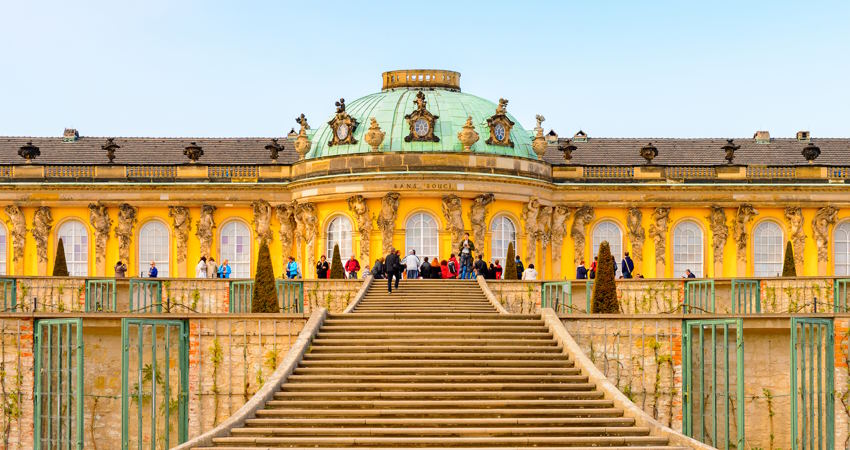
[591,241,619,313]
[53,238,69,276]
[782,240,797,277]
[329,244,345,279]
[251,242,278,313]
[503,242,517,280]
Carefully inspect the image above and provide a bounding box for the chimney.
[573,130,588,143]
[796,130,811,142]
[753,130,770,144]
[63,128,79,142]
[545,129,558,144]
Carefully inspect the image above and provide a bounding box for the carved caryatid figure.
[441,195,465,251]
[570,206,595,265]
[168,206,191,264]
[196,205,217,258]
[626,207,645,264]
[32,207,53,265]
[550,205,572,276]
[294,202,318,275]
[115,203,138,265]
[376,192,400,256]
[521,198,541,263]
[347,195,373,264]
[734,204,758,263]
[469,194,495,250]
[812,206,839,262]
[707,206,728,264]
[252,200,273,246]
[648,207,671,265]
[4,205,26,266]
[784,206,806,270]
[88,202,111,266]
[275,202,297,257]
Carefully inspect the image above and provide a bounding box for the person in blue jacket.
[218,259,232,279]
[286,256,301,279]
[148,261,158,278]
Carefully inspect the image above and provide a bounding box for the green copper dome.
[306,70,536,159]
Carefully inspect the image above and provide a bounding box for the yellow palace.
[1,69,849,280]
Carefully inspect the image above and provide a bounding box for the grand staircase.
[197,279,688,449]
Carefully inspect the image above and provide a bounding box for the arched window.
[673,221,704,277]
[592,220,623,276]
[753,221,783,277]
[490,216,517,264]
[138,221,170,277]
[219,221,251,278]
[326,216,353,260]
[405,213,439,261]
[835,221,850,276]
[0,225,6,276]
[57,220,89,276]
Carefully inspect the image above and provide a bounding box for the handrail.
[476,276,509,314]
[541,308,713,449]
[342,275,373,313]
[172,307,328,449]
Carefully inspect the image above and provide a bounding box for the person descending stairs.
[193,279,691,449]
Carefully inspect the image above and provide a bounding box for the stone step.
[210,435,671,447]
[325,314,539,320]
[266,399,608,408]
[242,417,637,428]
[307,346,563,354]
[273,391,603,401]
[315,332,555,339]
[310,338,557,346]
[279,383,596,393]
[298,359,574,368]
[301,352,570,361]
[286,374,586,383]
[228,426,653,437]
[253,407,628,418]
[318,326,551,333]
[203,446,687,450]
[292,366,579,375]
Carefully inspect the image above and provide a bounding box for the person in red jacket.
[448,254,460,279]
[494,260,503,279]
[440,260,451,279]
[345,256,360,279]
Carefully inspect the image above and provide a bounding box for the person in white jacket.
[401,250,421,279]
[522,263,538,281]
[196,256,208,278]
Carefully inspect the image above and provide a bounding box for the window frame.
[56,220,89,277]
[490,215,517,265]
[405,212,439,262]
[592,220,624,277]
[138,220,170,278]
[752,220,784,277]
[218,220,252,279]
[325,215,354,260]
[672,220,705,278]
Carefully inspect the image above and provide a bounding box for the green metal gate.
[0,277,16,311]
[129,279,163,313]
[541,281,580,313]
[683,319,744,449]
[731,279,761,314]
[834,279,850,313]
[684,280,715,313]
[229,280,254,312]
[121,319,189,450]
[790,318,834,450]
[34,318,84,450]
[276,280,304,313]
[85,279,117,312]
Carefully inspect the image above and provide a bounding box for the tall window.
[0,225,6,276]
[138,221,170,277]
[835,221,850,276]
[326,216,353,260]
[753,221,783,277]
[57,220,89,276]
[673,221,704,277]
[592,220,623,276]
[405,213,439,261]
[490,216,516,264]
[219,221,251,278]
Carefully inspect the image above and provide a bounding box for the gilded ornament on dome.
[485,98,515,147]
[404,91,439,142]
[327,98,359,147]
[457,116,479,151]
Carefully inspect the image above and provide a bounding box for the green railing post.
[275,279,304,313]
[541,281,574,314]
[585,280,594,312]
[0,278,16,312]
[790,317,834,450]
[229,280,254,312]
[834,279,850,313]
[34,318,84,450]
[85,279,117,312]
[684,280,715,313]
[731,279,761,314]
[129,279,162,312]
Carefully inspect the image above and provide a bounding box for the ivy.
[210,338,223,425]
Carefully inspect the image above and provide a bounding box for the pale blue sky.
[2,1,849,138]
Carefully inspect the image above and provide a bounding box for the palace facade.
[1,69,849,280]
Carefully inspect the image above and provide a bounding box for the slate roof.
[542,138,850,166]
[0,137,300,165]
[0,135,848,167]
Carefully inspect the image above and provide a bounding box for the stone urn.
[294,130,311,160]
[457,116,479,151]
[531,128,547,158]
[364,117,385,152]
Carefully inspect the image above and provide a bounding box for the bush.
[251,242,278,313]
[591,241,619,313]
[329,244,345,279]
[503,242,517,280]
[782,241,797,277]
[53,238,69,276]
